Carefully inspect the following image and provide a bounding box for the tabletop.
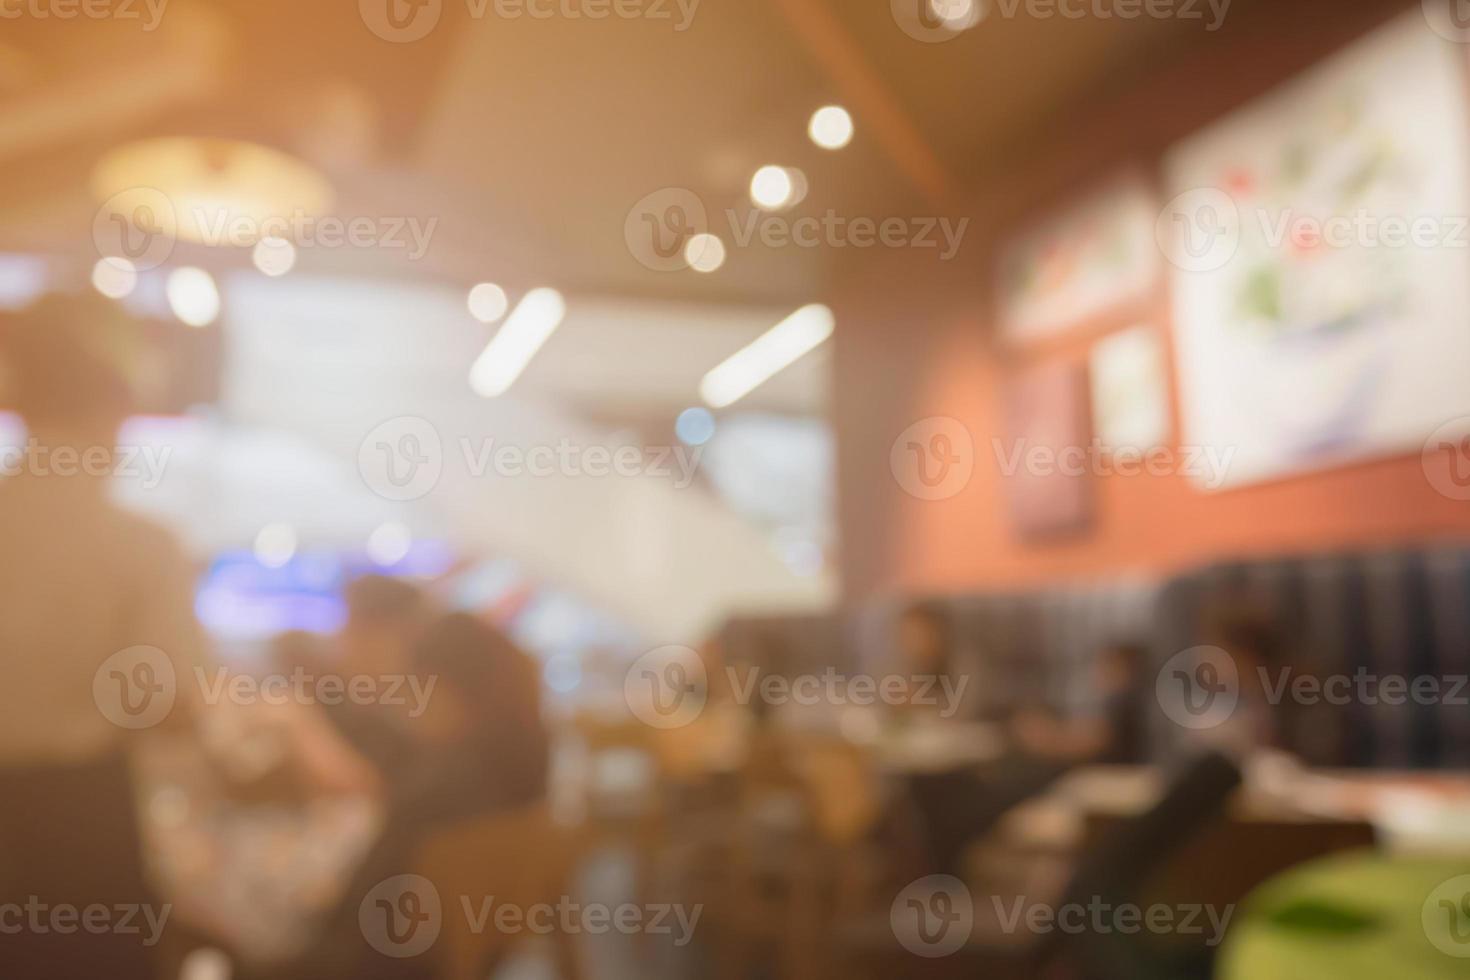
[1217,851,1470,980]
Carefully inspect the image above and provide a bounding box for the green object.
[1219,851,1470,980]
[1263,898,1379,934]
[1234,265,1281,327]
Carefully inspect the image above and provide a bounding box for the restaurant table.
[981,762,1467,922]
[867,720,1006,775]
[1032,762,1470,854]
[134,736,382,964]
[1217,851,1470,980]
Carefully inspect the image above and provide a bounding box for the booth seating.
[764,543,1470,771]
[1151,545,1470,769]
[941,579,1160,723]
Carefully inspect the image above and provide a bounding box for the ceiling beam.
[768,0,964,213]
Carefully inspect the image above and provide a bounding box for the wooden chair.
[836,752,1246,980]
[788,734,887,923]
[415,802,583,980]
[565,714,671,925]
[711,729,886,980]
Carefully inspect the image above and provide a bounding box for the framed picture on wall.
[996,173,1159,345]
[1001,360,1092,538]
[1162,11,1470,490]
[1089,324,1170,455]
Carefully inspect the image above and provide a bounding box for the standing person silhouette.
[0,293,206,979]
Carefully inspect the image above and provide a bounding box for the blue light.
[675,407,716,446]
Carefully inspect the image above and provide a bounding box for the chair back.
[787,735,882,848]
[414,802,578,980]
[571,713,665,820]
[1037,752,1241,978]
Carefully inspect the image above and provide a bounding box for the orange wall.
[833,0,1470,602]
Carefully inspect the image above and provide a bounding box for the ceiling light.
[467,282,509,323]
[700,304,834,409]
[367,521,413,566]
[252,236,296,277]
[469,287,566,397]
[91,257,137,299]
[91,138,333,246]
[929,0,983,30]
[165,266,220,327]
[675,407,717,446]
[750,165,796,210]
[809,106,854,150]
[684,233,726,273]
[254,522,297,569]
[786,168,810,207]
